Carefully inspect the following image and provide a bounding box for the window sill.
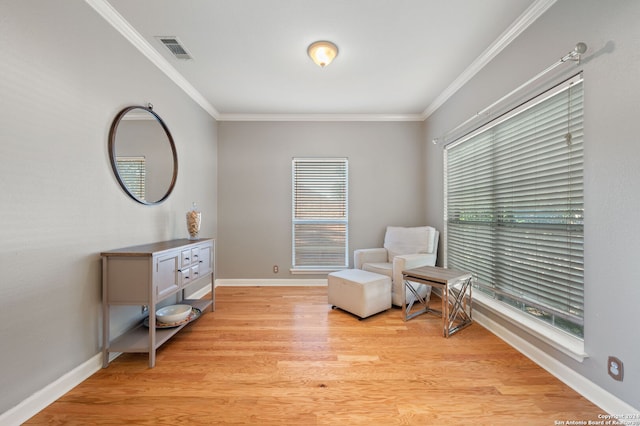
[473,292,587,362]
[290,267,346,275]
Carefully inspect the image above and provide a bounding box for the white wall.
[0,0,217,414]
[217,121,426,279]
[423,0,640,409]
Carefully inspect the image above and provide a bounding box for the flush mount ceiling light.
[307,40,338,68]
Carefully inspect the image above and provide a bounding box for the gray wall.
[423,0,640,409]
[217,121,426,279]
[0,0,218,414]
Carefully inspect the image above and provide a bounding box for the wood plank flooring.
[26,286,603,425]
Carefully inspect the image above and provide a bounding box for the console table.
[402,265,473,337]
[101,238,214,367]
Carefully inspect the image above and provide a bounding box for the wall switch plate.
[608,356,624,381]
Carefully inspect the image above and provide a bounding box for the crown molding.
[217,113,425,122]
[87,0,418,123]
[84,0,220,120]
[421,0,557,120]
[88,0,555,123]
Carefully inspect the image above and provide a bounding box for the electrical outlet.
[607,356,624,381]
[273,265,279,273]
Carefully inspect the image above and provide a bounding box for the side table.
[402,265,473,337]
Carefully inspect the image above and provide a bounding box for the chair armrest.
[393,253,437,271]
[392,253,437,286]
[354,248,388,269]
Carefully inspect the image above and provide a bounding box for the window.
[292,158,348,272]
[445,75,584,338]
[116,156,146,200]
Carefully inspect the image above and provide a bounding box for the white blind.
[292,158,348,269]
[116,156,146,200]
[445,76,584,337]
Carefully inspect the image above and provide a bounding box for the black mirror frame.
[108,105,178,205]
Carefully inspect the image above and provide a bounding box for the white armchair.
[354,226,439,307]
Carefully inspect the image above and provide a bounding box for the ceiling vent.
[155,36,192,60]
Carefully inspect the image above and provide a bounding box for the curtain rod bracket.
[434,42,587,147]
[561,43,587,63]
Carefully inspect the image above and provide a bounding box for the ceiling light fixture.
[307,41,338,68]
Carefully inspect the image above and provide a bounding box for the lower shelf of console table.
[108,298,212,355]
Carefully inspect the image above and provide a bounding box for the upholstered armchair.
[354,226,439,307]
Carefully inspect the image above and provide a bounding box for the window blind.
[445,75,584,337]
[116,156,146,200]
[292,158,348,270]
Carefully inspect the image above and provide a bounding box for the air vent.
[155,36,192,60]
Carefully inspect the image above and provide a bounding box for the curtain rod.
[433,42,587,146]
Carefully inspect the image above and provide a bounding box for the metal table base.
[402,266,473,337]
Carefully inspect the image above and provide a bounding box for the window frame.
[291,157,349,273]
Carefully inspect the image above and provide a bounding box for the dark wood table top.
[402,265,472,285]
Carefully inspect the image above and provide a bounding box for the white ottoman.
[328,269,392,319]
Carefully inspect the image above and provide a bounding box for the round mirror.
[108,105,178,205]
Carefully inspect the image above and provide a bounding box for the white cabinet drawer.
[191,246,200,265]
[179,263,201,286]
[190,264,200,281]
[181,249,192,268]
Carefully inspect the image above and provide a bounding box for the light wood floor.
[27,286,602,425]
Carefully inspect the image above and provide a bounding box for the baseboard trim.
[0,353,103,426]
[215,278,327,287]
[473,310,639,416]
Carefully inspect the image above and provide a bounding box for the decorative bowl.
[156,304,192,324]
